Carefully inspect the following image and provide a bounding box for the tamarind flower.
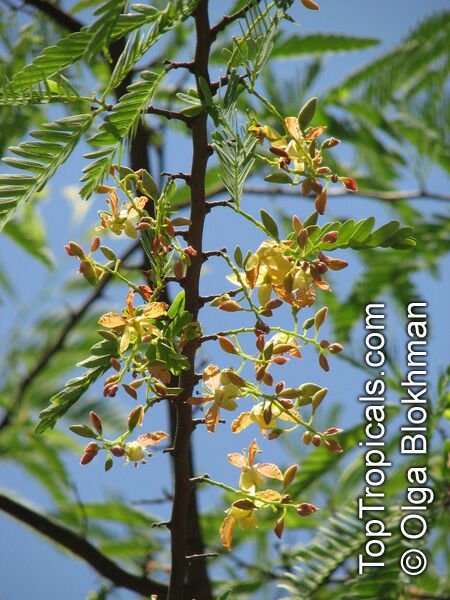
[96,190,147,238]
[229,240,328,310]
[187,365,245,433]
[232,402,298,436]
[228,439,283,492]
[124,431,169,467]
[98,289,168,354]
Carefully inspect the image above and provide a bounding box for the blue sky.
[0,1,449,599]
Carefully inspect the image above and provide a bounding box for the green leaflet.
[0,113,96,231]
[80,70,165,199]
[35,337,119,434]
[271,33,379,59]
[295,217,416,253]
[103,0,200,95]
[6,11,157,94]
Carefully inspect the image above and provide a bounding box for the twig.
[0,492,167,598]
[210,0,263,38]
[242,185,450,203]
[147,105,192,123]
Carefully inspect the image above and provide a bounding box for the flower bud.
[320,339,329,349]
[218,300,242,312]
[136,221,152,231]
[327,258,348,271]
[324,427,343,436]
[111,445,125,457]
[174,260,185,280]
[324,439,343,453]
[110,357,121,372]
[315,190,327,215]
[296,502,319,516]
[323,137,340,149]
[297,228,309,249]
[283,464,298,489]
[312,435,321,447]
[301,179,312,197]
[280,388,300,399]
[292,215,303,233]
[90,237,101,253]
[322,230,338,243]
[262,371,273,386]
[127,405,144,432]
[316,166,331,174]
[66,241,85,258]
[341,177,358,192]
[256,335,265,352]
[218,336,237,355]
[312,387,328,411]
[278,399,294,410]
[328,343,344,354]
[319,352,330,372]
[274,516,285,539]
[223,370,246,387]
[184,245,197,257]
[123,383,138,400]
[80,261,98,286]
[170,217,191,227]
[331,174,339,183]
[255,366,266,382]
[269,146,288,158]
[265,299,283,310]
[273,356,288,365]
[302,431,312,445]
[89,411,102,436]
[275,381,285,395]
[314,306,328,331]
[80,452,96,465]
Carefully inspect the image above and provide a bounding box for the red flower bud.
[296,502,319,516]
[322,231,338,244]
[342,177,358,192]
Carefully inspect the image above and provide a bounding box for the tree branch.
[210,0,262,38]
[167,2,213,599]
[24,0,83,32]
[241,185,450,203]
[0,492,167,597]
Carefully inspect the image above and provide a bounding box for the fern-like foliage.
[83,0,127,65]
[105,0,201,95]
[5,10,157,95]
[226,2,292,88]
[0,113,95,230]
[80,70,165,199]
[278,505,411,600]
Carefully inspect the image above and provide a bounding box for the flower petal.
[220,513,235,550]
[137,431,169,448]
[227,452,246,468]
[247,439,259,467]
[143,302,169,318]
[98,312,127,328]
[203,364,221,392]
[231,411,252,433]
[255,463,283,480]
[205,404,220,433]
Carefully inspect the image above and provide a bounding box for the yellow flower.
[220,505,259,550]
[98,289,168,354]
[187,365,244,432]
[125,431,168,467]
[97,191,146,238]
[228,439,283,492]
[232,402,298,436]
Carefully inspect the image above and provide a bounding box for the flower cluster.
[219,441,318,549]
